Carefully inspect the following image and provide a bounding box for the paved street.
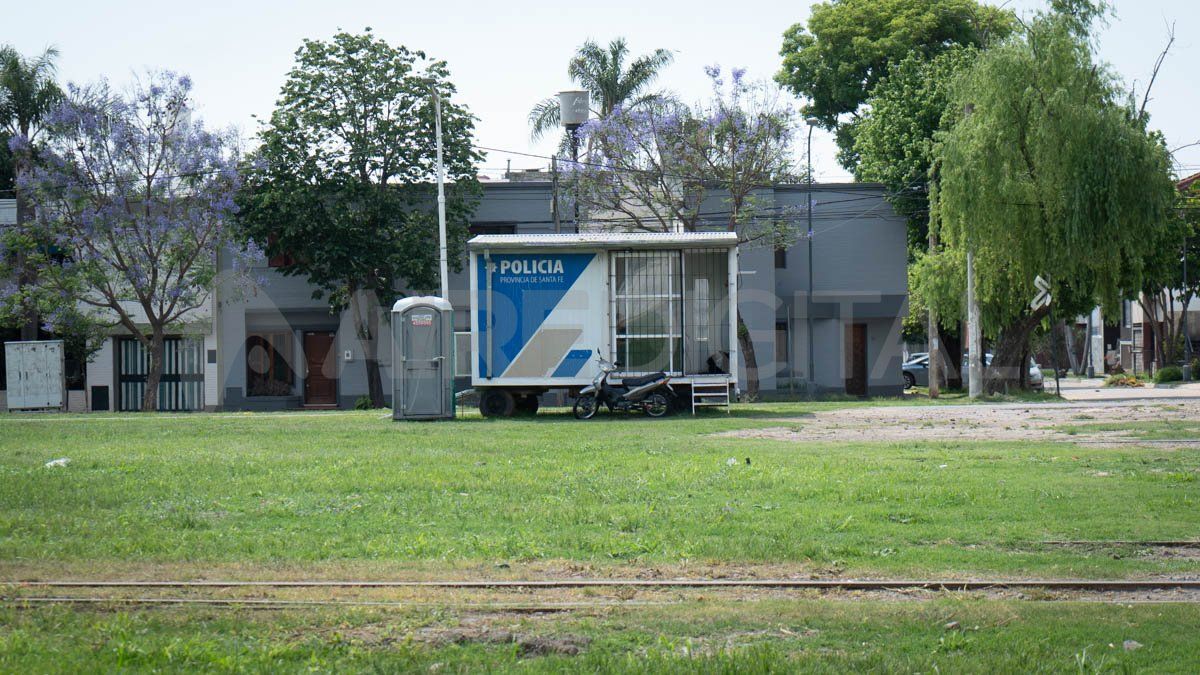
[1055,377,1200,401]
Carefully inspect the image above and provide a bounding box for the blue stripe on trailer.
[477,253,594,377]
[551,349,592,378]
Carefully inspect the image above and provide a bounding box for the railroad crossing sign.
[1030,275,1052,310]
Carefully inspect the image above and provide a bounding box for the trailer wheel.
[479,390,516,417]
[514,395,540,415]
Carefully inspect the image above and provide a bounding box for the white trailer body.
[468,232,738,412]
[4,340,66,411]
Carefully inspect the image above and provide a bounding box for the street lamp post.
[425,81,449,300]
[805,117,819,398]
[558,90,590,233]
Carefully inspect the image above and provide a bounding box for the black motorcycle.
[573,351,675,419]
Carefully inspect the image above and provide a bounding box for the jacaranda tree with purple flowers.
[17,71,245,411]
[569,66,801,397]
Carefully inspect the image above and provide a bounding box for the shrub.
[354,395,374,410]
[1153,365,1183,384]
[1104,374,1143,388]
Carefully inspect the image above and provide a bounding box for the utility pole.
[962,102,982,399]
[805,117,818,398]
[967,249,983,398]
[1049,302,1062,396]
[1184,239,1193,380]
[551,156,561,233]
[928,229,940,399]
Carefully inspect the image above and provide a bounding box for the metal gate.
[117,337,204,411]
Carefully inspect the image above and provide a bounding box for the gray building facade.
[174,181,908,411]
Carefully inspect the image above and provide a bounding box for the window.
[246,332,294,396]
[612,251,682,373]
[774,246,787,269]
[469,222,517,236]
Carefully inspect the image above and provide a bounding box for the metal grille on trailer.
[607,247,733,411]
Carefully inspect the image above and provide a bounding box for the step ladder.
[691,380,732,414]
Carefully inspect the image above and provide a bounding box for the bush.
[1103,374,1143,388]
[1190,358,1199,376]
[354,395,374,410]
[1153,365,1183,384]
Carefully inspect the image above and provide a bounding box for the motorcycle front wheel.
[573,393,599,420]
[643,392,670,418]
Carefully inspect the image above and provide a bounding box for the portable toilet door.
[392,296,454,420]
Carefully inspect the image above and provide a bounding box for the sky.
[8,0,1200,182]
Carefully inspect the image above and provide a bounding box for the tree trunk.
[14,160,39,341]
[141,330,165,412]
[736,311,759,400]
[985,307,1048,394]
[349,290,385,408]
[1063,320,1081,375]
[941,325,964,389]
[1139,295,1167,373]
[1020,343,1030,390]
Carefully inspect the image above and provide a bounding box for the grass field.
[2,401,1199,671]
[3,599,1196,673]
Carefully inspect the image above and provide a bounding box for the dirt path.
[717,401,1200,445]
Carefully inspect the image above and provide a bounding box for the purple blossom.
[15,69,247,327]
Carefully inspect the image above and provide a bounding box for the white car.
[962,353,1045,392]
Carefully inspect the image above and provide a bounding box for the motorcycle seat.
[619,372,667,387]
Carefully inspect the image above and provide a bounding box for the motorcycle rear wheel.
[643,392,670,417]
[573,393,599,420]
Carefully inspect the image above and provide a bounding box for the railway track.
[7,578,1200,610]
[8,578,1200,591]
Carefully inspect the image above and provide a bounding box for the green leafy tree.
[853,47,979,380]
[239,30,481,408]
[924,3,1179,391]
[0,45,63,339]
[528,38,673,142]
[853,47,978,253]
[775,0,1013,169]
[1136,176,1200,367]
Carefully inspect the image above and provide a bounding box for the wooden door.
[845,323,868,396]
[303,332,337,405]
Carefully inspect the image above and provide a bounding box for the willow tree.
[924,2,1178,391]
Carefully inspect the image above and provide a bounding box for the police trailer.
[468,232,739,416]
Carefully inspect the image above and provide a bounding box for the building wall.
[214,181,908,409]
[87,339,115,411]
[772,185,908,395]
